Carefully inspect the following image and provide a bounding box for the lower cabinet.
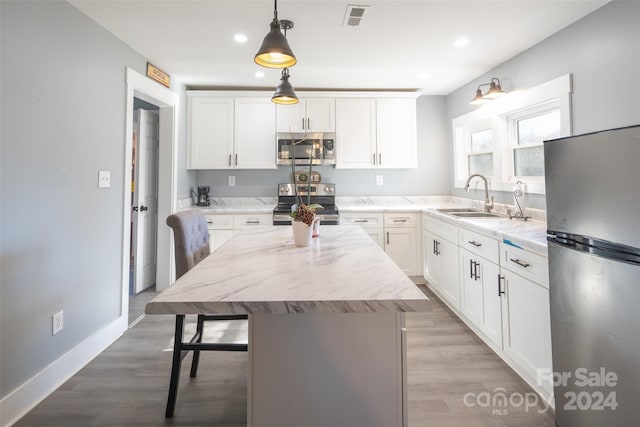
[340,212,384,248]
[423,212,552,402]
[384,213,420,276]
[500,269,553,396]
[459,249,502,349]
[205,213,272,251]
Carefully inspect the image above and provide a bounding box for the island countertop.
[146,225,430,315]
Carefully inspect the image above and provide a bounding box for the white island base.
[248,312,407,427]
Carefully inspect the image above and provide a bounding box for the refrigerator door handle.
[548,230,640,266]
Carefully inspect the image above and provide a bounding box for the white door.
[132,109,159,293]
[376,98,417,168]
[234,98,277,169]
[305,98,335,132]
[335,98,377,168]
[385,228,417,275]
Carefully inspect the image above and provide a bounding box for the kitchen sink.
[450,212,503,218]
[436,207,481,213]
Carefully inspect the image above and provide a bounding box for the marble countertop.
[146,225,431,315]
[185,195,548,254]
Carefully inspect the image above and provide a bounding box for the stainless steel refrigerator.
[544,125,640,427]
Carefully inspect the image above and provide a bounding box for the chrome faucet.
[464,174,494,212]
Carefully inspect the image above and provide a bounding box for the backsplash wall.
[195,96,450,198]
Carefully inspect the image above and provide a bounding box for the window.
[452,74,572,194]
[468,128,494,176]
[507,102,561,179]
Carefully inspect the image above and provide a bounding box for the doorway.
[122,68,179,329]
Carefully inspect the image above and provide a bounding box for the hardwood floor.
[16,283,555,427]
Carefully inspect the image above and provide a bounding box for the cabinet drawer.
[205,214,234,229]
[459,228,499,264]
[423,215,458,243]
[233,213,272,229]
[500,243,549,288]
[341,212,383,227]
[384,213,416,228]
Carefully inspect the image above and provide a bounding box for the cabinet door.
[234,98,276,169]
[276,101,306,133]
[423,231,441,287]
[438,237,460,311]
[376,98,417,168]
[335,98,377,169]
[385,228,417,275]
[501,271,552,394]
[365,228,385,249]
[209,229,234,252]
[460,250,502,348]
[188,97,234,169]
[305,98,335,132]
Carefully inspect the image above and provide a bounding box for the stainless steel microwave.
[276,133,336,165]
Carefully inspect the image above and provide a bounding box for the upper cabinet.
[187,91,417,170]
[276,98,335,133]
[336,97,417,169]
[376,98,417,169]
[188,96,234,169]
[187,93,276,170]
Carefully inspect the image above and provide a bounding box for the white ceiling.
[69,0,608,94]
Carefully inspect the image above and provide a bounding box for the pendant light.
[272,68,299,104]
[254,0,297,69]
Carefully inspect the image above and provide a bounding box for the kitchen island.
[146,225,430,427]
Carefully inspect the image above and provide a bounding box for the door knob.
[139,205,148,212]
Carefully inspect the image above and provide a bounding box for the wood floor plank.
[16,285,555,427]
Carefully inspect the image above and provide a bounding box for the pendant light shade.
[483,79,505,99]
[469,88,490,105]
[469,77,507,105]
[272,69,298,104]
[254,1,297,69]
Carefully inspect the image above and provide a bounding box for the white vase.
[292,220,313,247]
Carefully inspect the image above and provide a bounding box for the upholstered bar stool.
[165,210,248,418]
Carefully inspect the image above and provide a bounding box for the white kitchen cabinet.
[459,248,502,349]
[500,270,553,396]
[423,230,460,310]
[376,98,417,168]
[384,213,419,276]
[335,98,377,169]
[276,98,335,133]
[335,98,417,169]
[205,214,234,252]
[341,212,384,248]
[188,97,234,169]
[187,94,276,170]
[233,213,273,230]
[234,98,277,169]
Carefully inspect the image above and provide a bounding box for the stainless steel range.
[273,183,339,225]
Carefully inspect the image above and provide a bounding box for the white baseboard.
[0,316,127,427]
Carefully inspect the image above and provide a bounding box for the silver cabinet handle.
[498,275,506,296]
[386,231,390,245]
[302,117,305,130]
[354,219,369,223]
[228,154,232,166]
[379,153,382,165]
[235,154,238,166]
[307,117,310,130]
[373,153,376,165]
[393,219,408,223]
[468,240,482,247]
[246,220,260,224]
[509,258,531,268]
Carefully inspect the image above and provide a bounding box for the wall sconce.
[254,0,297,68]
[469,78,506,105]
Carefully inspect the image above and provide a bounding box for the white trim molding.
[0,317,126,427]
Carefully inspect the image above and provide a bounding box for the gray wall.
[195,96,450,197]
[0,0,187,398]
[445,0,640,210]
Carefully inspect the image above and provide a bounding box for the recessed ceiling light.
[234,34,248,43]
[454,37,469,48]
[254,71,265,79]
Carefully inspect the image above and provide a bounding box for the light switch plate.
[376,175,383,186]
[98,170,111,188]
[228,176,236,186]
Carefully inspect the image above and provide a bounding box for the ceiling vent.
[343,5,370,28]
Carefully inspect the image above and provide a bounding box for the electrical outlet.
[376,175,383,186]
[98,170,111,188]
[52,310,63,335]
[228,176,236,186]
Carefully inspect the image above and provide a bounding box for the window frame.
[452,74,573,195]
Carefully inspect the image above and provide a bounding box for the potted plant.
[288,137,322,246]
